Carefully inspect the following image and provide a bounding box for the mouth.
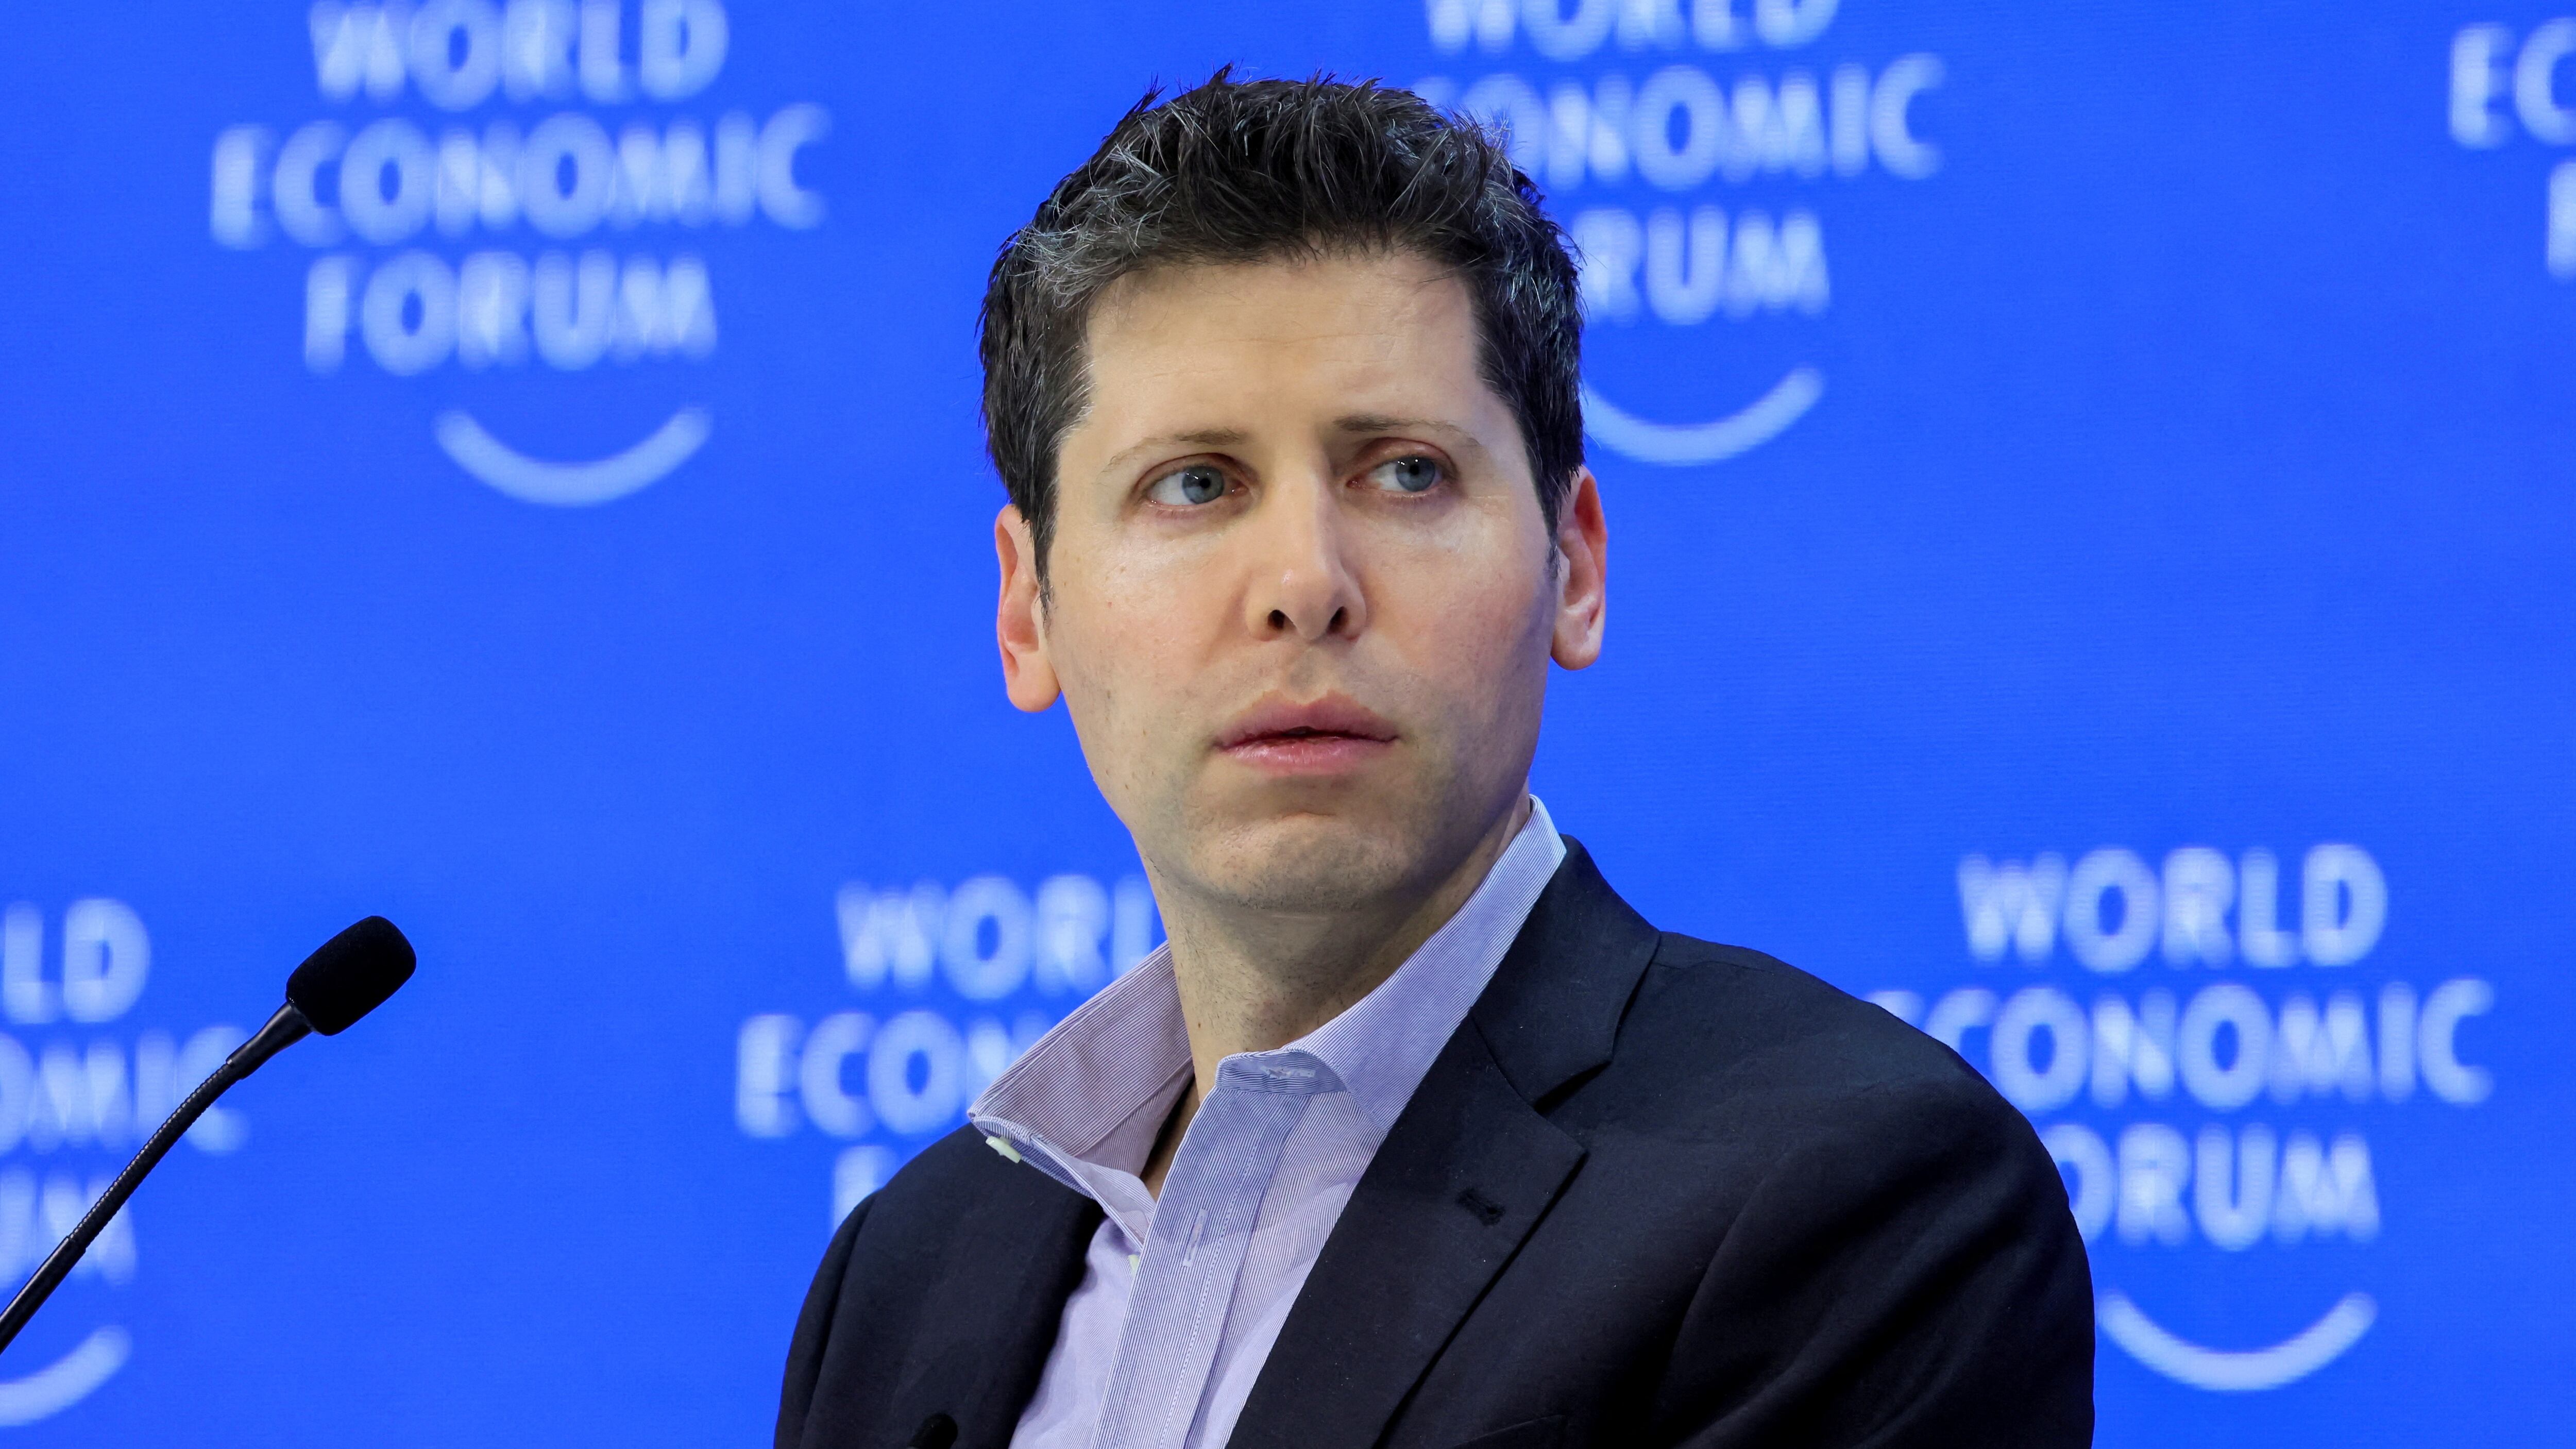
[1216,695,1399,777]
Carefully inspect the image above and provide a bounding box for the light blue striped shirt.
[969,798,1567,1449]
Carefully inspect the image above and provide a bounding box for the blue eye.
[1146,465,1230,506]
[1366,456,1442,494]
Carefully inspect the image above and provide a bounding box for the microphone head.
[285,917,416,1036]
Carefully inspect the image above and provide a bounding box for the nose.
[1243,472,1366,643]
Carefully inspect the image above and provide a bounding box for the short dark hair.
[978,72,1585,575]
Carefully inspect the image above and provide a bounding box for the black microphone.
[0,915,415,1354]
[907,1414,958,1449]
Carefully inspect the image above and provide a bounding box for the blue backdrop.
[0,1,2567,1443]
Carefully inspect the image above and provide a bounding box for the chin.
[1185,807,1431,915]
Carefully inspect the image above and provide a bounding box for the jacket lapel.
[887,1157,1103,1449]
[1228,841,1661,1449]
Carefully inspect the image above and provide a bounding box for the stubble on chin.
[1159,765,1485,920]
[1184,813,1415,915]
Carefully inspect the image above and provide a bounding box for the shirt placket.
[1086,1054,1330,1449]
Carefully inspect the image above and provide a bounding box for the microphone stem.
[0,1002,312,1355]
[224,1000,315,1080]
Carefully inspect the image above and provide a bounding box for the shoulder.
[1595,932,2049,1182]
[834,1124,1023,1267]
[1625,932,1976,1089]
[875,1122,1019,1206]
[1600,939,2095,1444]
[791,1126,983,1317]
[1568,931,2089,1338]
[778,1125,1063,1445]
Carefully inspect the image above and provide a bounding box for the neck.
[1150,795,1531,1101]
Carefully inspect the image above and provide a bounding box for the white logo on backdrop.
[209,1,827,504]
[1872,844,2494,1391]
[1415,0,1944,465]
[736,872,1162,1225]
[2449,18,2576,276]
[0,902,250,1423]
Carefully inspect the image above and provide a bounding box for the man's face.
[994,249,1606,917]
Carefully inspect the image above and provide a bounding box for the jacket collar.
[884,1156,1103,1449]
[1468,837,1662,1105]
[894,839,1658,1449]
[1226,838,1661,1449]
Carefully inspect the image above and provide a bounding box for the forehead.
[1074,250,1494,434]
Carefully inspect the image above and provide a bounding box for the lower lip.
[1219,734,1395,776]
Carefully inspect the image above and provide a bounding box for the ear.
[1550,467,1607,670]
[995,505,1061,712]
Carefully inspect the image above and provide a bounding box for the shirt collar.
[1287,796,1565,1132]
[970,798,1566,1198]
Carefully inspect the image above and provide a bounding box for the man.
[778,75,2092,1449]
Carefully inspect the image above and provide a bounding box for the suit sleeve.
[1655,1073,2094,1448]
[775,1195,872,1449]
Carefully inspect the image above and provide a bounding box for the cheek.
[1049,566,1221,766]
[1369,542,1555,715]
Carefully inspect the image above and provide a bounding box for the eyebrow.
[1334,413,1455,436]
[1096,427,1251,477]
[1091,416,1485,485]
[1336,414,1490,466]
[1163,427,1251,447]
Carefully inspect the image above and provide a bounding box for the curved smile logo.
[1872,843,2497,1392]
[0,901,251,1424]
[1414,0,1944,467]
[209,0,827,506]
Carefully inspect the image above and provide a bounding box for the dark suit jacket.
[777,844,2093,1449]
